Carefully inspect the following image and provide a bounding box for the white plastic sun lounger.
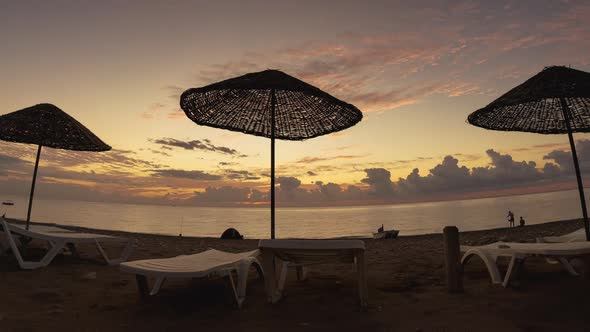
[119,249,263,308]
[258,239,368,308]
[461,241,590,287]
[0,217,134,270]
[537,228,587,243]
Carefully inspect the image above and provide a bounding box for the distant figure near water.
[506,210,515,228]
[377,224,384,233]
[519,216,526,227]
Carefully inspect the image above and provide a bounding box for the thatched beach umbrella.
[0,103,111,229]
[468,66,590,241]
[180,69,363,239]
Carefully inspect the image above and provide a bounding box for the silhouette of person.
[507,210,515,228]
[519,216,525,227]
[377,224,384,233]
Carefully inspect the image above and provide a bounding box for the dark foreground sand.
[1,219,589,332]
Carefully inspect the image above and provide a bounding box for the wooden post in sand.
[443,226,463,293]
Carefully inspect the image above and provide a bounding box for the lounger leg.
[95,239,134,266]
[135,275,150,301]
[462,250,504,285]
[558,257,580,276]
[66,243,80,259]
[356,251,369,309]
[276,260,290,297]
[0,221,16,254]
[235,257,262,308]
[17,240,65,270]
[150,277,166,296]
[1,226,61,269]
[261,250,282,303]
[502,255,525,287]
[0,234,9,256]
[296,266,308,281]
[2,228,24,266]
[224,271,242,308]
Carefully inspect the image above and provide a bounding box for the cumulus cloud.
[361,168,395,197]
[187,143,590,206]
[543,140,590,174]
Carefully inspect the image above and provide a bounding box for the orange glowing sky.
[1,1,590,206]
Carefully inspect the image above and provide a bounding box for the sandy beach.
[1,218,589,332]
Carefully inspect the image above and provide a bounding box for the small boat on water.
[373,229,399,239]
[2,200,14,206]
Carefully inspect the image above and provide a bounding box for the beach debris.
[80,272,97,281]
[220,228,244,240]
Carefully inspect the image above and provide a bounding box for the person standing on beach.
[506,210,515,228]
[519,216,525,227]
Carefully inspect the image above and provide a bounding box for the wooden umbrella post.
[561,97,590,241]
[443,226,463,293]
[270,89,276,239]
[26,145,42,230]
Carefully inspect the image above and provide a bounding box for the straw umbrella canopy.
[180,69,363,239]
[468,66,590,241]
[0,103,111,229]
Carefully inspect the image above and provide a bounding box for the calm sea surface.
[1,190,587,239]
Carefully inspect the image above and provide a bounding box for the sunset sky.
[1,0,590,207]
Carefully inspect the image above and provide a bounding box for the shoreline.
[6,217,584,241]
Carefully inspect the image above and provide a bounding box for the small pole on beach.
[179,216,184,237]
[443,226,463,293]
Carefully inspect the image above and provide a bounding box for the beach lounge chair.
[537,228,586,243]
[0,217,133,270]
[461,241,590,287]
[119,249,263,308]
[258,239,368,308]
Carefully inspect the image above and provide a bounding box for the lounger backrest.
[258,239,365,264]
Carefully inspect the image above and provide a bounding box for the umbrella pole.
[561,98,590,241]
[270,89,276,239]
[26,145,42,230]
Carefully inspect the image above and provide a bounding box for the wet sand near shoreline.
[0,218,588,331]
